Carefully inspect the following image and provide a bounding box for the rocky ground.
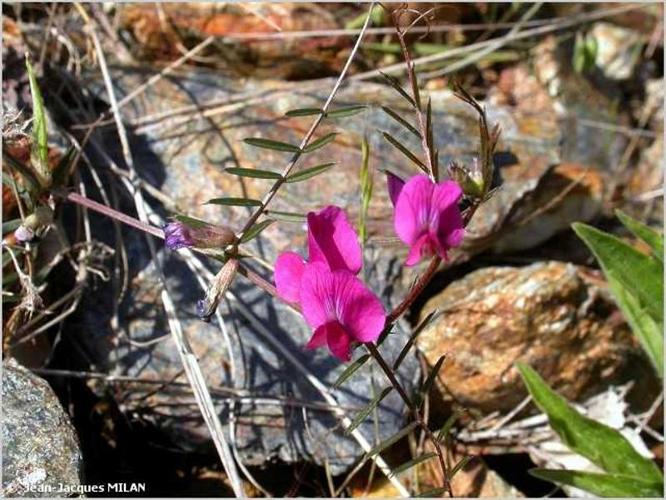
[2,2,663,497]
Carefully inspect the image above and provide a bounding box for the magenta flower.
[274,206,385,361]
[389,174,465,266]
[164,221,235,250]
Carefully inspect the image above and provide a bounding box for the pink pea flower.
[274,205,362,303]
[388,173,465,266]
[274,206,385,361]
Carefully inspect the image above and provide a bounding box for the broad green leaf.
[2,219,22,235]
[415,354,445,407]
[612,278,663,378]
[393,310,441,370]
[517,363,663,482]
[26,56,50,187]
[172,214,211,229]
[225,167,282,180]
[381,106,421,139]
[379,71,416,108]
[240,219,273,243]
[572,222,662,323]
[389,452,437,477]
[382,132,427,171]
[326,106,367,118]
[530,469,663,497]
[332,354,370,389]
[206,197,263,207]
[363,421,419,459]
[285,108,322,117]
[243,137,301,153]
[286,162,335,183]
[265,210,306,223]
[302,133,337,153]
[616,209,663,261]
[345,387,393,435]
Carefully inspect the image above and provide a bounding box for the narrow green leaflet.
[206,197,263,207]
[225,167,282,180]
[363,421,419,459]
[436,410,460,442]
[389,452,437,477]
[530,469,663,498]
[381,106,421,138]
[243,137,301,153]
[332,354,370,389]
[379,71,416,108]
[415,354,446,407]
[302,133,337,153]
[450,456,473,478]
[326,106,367,118]
[286,163,335,183]
[265,210,307,223]
[3,148,41,193]
[358,136,373,245]
[240,219,274,243]
[616,210,664,261]
[382,132,427,171]
[517,363,663,483]
[26,57,51,187]
[2,219,22,235]
[285,108,322,117]
[393,310,441,370]
[572,222,662,323]
[345,387,393,435]
[172,214,211,228]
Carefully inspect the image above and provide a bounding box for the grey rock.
[2,358,82,497]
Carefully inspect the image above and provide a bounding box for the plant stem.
[365,342,453,496]
[387,256,441,324]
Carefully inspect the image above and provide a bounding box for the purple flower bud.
[164,222,195,250]
[386,171,406,207]
[14,225,34,243]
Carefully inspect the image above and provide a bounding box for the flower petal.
[164,222,194,249]
[405,233,433,266]
[274,251,306,303]
[325,321,353,361]
[307,206,362,274]
[429,180,463,227]
[305,324,328,350]
[393,175,435,246]
[300,264,385,343]
[386,171,406,207]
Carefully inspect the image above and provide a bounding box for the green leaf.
[172,214,211,229]
[326,105,367,118]
[206,197,263,207]
[240,219,274,243]
[572,222,662,323]
[382,132,427,171]
[416,487,448,498]
[332,354,370,389]
[616,209,663,261]
[393,310,441,370]
[530,469,663,497]
[379,71,416,108]
[302,133,337,153]
[243,137,301,153]
[358,136,373,246]
[517,363,663,483]
[265,210,307,223]
[286,162,335,183]
[345,387,393,435]
[3,148,41,193]
[2,219,22,235]
[381,106,421,139]
[436,410,460,442]
[363,421,419,459]
[389,452,437,477]
[225,167,282,180]
[285,108,322,117]
[26,56,50,187]
[451,455,473,478]
[415,354,446,407]
[572,222,663,376]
